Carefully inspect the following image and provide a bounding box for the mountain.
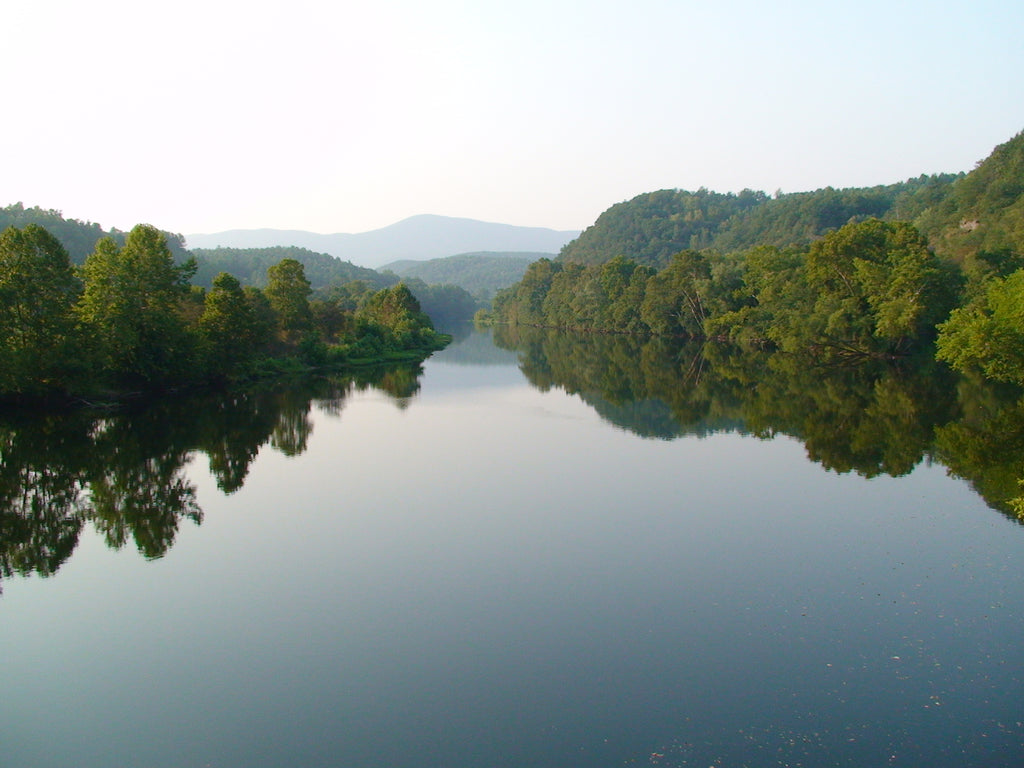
[185,214,580,268]
[381,252,543,299]
[557,176,966,269]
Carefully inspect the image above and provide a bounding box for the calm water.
[2,329,1023,767]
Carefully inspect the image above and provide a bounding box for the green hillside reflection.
[493,326,1024,519]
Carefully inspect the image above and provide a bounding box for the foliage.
[798,219,959,354]
[401,279,481,328]
[356,283,447,351]
[915,131,1024,262]
[557,179,962,270]
[560,188,767,268]
[0,225,447,400]
[0,203,190,265]
[76,224,198,384]
[265,258,313,337]
[640,250,740,337]
[711,178,959,253]
[496,220,956,358]
[0,225,83,394]
[936,268,1024,384]
[0,204,110,264]
[190,245,391,290]
[199,272,269,376]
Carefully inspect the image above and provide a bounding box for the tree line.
[489,132,1024,381]
[491,219,1024,383]
[0,204,485,335]
[0,223,447,400]
[492,219,975,356]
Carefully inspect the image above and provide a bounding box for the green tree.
[709,245,812,348]
[494,258,562,326]
[310,298,351,343]
[244,286,276,349]
[640,250,714,337]
[357,283,439,349]
[0,224,83,394]
[199,272,262,375]
[936,267,1024,384]
[804,219,956,354]
[264,258,312,338]
[77,224,197,383]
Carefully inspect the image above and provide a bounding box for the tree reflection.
[270,386,315,457]
[494,326,1024,519]
[0,411,91,586]
[87,454,202,560]
[933,374,1024,521]
[195,390,282,493]
[0,361,427,588]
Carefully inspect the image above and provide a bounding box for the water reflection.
[5,328,1024,593]
[0,363,424,588]
[493,325,1024,518]
[3,331,1023,768]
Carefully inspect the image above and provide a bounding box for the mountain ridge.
[185,214,581,268]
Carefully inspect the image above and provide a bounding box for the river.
[2,328,1022,767]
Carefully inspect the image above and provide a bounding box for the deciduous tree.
[0,224,82,393]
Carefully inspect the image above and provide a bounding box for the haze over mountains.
[185,214,581,268]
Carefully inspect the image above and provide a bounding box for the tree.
[804,219,956,354]
[264,258,312,337]
[936,268,1024,384]
[199,272,260,375]
[640,250,714,337]
[77,224,197,383]
[310,298,351,343]
[494,258,562,326]
[0,224,82,394]
[357,284,439,349]
[708,245,814,348]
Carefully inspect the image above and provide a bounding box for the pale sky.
[4,0,1021,237]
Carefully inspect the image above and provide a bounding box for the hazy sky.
[4,0,1022,237]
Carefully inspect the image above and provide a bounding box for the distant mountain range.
[185,214,581,268]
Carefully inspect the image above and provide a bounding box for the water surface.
[2,329,1023,767]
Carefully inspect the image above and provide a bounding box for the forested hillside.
[190,246,392,290]
[558,189,767,268]
[556,133,1024,271]
[0,203,191,263]
[493,218,960,357]
[709,176,960,253]
[558,176,963,268]
[382,252,542,299]
[915,132,1024,260]
[493,131,1024,384]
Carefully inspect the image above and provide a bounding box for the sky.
[3,0,1022,237]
